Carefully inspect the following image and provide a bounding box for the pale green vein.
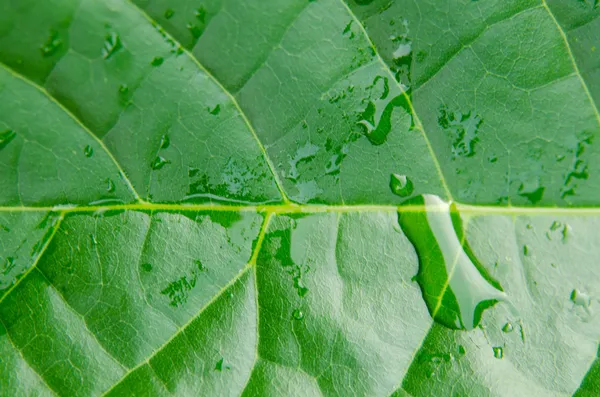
[100,213,272,396]
[0,316,60,397]
[542,0,600,127]
[125,0,291,205]
[2,202,600,216]
[337,0,454,201]
[0,212,64,307]
[0,62,143,204]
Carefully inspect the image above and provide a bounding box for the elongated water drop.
[398,195,506,330]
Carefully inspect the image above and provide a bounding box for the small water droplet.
[84,145,94,158]
[41,30,62,57]
[164,8,174,19]
[160,134,170,149]
[141,263,152,272]
[106,179,116,193]
[292,309,304,320]
[102,32,122,60]
[151,56,164,66]
[215,358,223,371]
[502,322,514,333]
[492,346,504,359]
[438,106,482,158]
[151,156,170,170]
[208,104,220,115]
[0,129,17,150]
[571,289,592,311]
[188,7,207,39]
[390,173,414,197]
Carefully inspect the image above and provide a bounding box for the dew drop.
[84,145,94,158]
[151,56,164,66]
[151,156,170,170]
[292,309,304,320]
[502,322,514,333]
[208,104,221,115]
[492,346,504,359]
[102,32,122,60]
[40,31,62,57]
[570,289,592,311]
[106,178,116,193]
[390,173,414,197]
[160,134,170,149]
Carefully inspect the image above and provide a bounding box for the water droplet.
[164,8,174,19]
[0,129,17,150]
[188,7,207,39]
[40,30,62,57]
[151,156,170,170]
[398,195,506,330]
[390,173,414,197]
[102,32,122,60]
[357,76,413,145]
[561,131,592,198]
[438,106,482,158]
[151,56,164,66]
[2,257,16,276]
[208,104,220,115]
[571,289,592,311]
[84,145,94,158]
[492,346,504,359]
[106,178,116,193]
[160,134,170,149]
[343,20,355,39]
[502,322,514,333]
[141,263,152,272]
[292,309,304,320]
[518,180,545,204]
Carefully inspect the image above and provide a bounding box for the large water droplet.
[398,195,506,330]
[390,173,414,197]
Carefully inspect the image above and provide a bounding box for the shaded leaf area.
[1,210,600,396]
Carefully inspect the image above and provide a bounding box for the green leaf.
[0,0,599,396]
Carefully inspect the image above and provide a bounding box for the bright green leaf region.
[0,0,599,395]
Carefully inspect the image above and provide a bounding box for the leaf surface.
[0,0,599,396]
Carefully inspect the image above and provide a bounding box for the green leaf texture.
[0,0,599,396]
